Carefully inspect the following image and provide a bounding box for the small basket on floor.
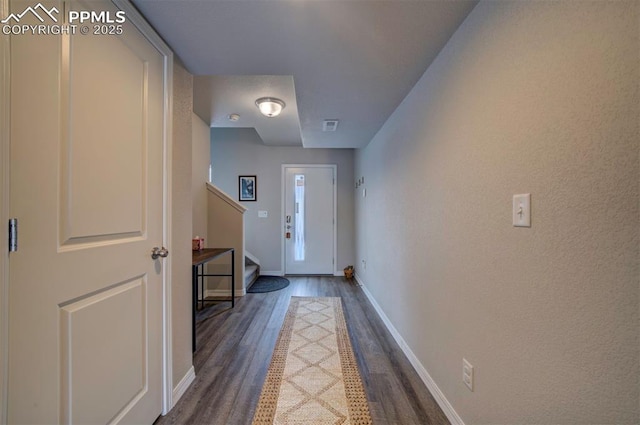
[343,266,354,279]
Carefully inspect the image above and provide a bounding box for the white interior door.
[8,1,167,423]
[284,166,335,275]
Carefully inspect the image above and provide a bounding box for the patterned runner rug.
[252,297,372,424]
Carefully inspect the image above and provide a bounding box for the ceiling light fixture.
[255,97,286,118]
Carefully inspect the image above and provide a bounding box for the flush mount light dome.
[255,97,286,118]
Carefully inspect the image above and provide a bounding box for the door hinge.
[8,218,17,252]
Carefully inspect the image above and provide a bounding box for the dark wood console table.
[192,248,235,352]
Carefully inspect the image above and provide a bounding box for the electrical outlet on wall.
[463,358,474,391]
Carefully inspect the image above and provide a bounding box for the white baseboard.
[205,288,246,297]
[354,273,465,425]
[260,270,343,277]
[172,366,195,409]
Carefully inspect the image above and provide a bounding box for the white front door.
[7,1,167,423]
[284,166,335,275]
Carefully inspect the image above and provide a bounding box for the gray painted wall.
[355,1,639,423]
[210,128,354,274]
[192,112,210,239]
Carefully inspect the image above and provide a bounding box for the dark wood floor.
[155,276,450,425]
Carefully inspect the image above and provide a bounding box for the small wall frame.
[238,175,257,201]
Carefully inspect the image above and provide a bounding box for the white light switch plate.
[258,210,268,218]
[513,194,531,227]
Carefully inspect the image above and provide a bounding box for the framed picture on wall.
[239,175,257,201]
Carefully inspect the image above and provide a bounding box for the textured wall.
[355,1,639,423]
[211,128,354,274]
[171,60,193,387]
[192,113,210,239]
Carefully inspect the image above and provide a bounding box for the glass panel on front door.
[294,174,305,261]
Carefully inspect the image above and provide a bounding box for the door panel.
[62,23,149,245]
[8,1,165,423]
[60,278,146,425]
[284,166,335,274]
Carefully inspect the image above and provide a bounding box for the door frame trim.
[281,164,337,275]
[0,0,9,422]
[113,0,175,415]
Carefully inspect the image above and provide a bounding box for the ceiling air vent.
[322,119,339,132]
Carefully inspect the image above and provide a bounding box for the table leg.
[231,249,235,308]
[192,264,197,353]
[200,264,205,310]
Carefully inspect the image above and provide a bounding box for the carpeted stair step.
[245,263,259,288]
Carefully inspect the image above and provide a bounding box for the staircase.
[206,182,246,294]
[206,182,262,295]
[244,251,260,289]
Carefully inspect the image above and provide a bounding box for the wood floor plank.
[155,276,450,425]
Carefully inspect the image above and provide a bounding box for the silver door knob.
[151,246,169,259]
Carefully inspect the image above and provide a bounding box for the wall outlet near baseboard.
[463,358,474,391]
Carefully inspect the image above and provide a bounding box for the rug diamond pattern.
[296,324,332,342]
[291,340,334,365]
[298,311,332,326]
[276,397,346,424]
[303,301,330,312]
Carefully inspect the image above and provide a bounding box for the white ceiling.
[193,75,303,145]
[132,0,478,149]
